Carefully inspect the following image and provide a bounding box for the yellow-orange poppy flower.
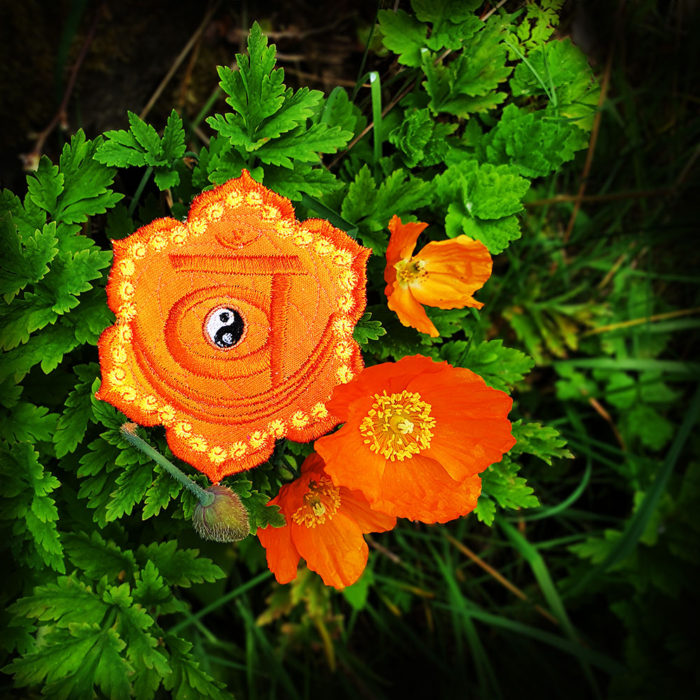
[384,215,492,338]
[96,171,370,483]
[257,453,396,589]
[315,355,515,523]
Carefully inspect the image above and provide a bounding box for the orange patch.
[97,171,370,482]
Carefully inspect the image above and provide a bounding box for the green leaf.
[105,458,154,522]
[443,339,534,391]
[26,156,64,214]
[378,9,427,67]
[161,109,186,161]
[64,531,137,581]
[54,363,99,458]
[128,111,165,165]
[163,635,231,700]
[225,22,286,132]
[422,20,512,117]
[341,164,377,225]
[10,576,106,627]
[510,420,573,464]
[136,541,225,587]
[509,38,599,131]
[255,123,351,168]
[55,131,123,223]
[95,128,146,167]
[484,104,583,178]
[154,167,180,190]
[0,444,65,572]
[263,162,340,200]
[0,216,58,302]
[481,455,540,515]
[353,312,387,348]
[142,466,183,519]
[0,401,57,443]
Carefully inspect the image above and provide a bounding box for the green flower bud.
[192,485,250,542]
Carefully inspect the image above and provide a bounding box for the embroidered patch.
[96,171,370,482]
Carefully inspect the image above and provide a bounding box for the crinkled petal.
[373,455,482,523]
[410,237,492,310]
[386,216,428,270]
[291,512,368,589]
[316,426,386,502]
[257,522,300,584]
[339,488,396,533]
[387,282,439,337]
[407,366,515,482]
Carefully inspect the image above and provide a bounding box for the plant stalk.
[120,423,215,506]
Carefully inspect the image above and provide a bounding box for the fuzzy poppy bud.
[193,485,250,542]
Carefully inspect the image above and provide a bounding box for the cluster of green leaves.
[0,2,611,697]
[6,532,228,699]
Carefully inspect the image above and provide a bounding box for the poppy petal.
[410,237,492,309]
[339,489,397,533]
[386,216,428,270]
[387,282,439,337]
[407,367,515,481]
[257,521,301,584]
[291,512,368,589]
[315,426,386,503]
[373,455,482,523]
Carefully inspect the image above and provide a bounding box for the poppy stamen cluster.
[292,478,341,528]
[359,390,436,461]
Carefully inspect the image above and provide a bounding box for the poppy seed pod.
[193,485,250,542]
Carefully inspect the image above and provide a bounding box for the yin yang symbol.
[205,306,245,349]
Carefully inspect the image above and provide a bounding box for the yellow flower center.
[292,477,341,528]
[395,259,427,286]
[359,390,436,461]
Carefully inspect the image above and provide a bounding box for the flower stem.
[120,423,215,506]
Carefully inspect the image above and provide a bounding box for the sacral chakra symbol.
[97,171,370,482]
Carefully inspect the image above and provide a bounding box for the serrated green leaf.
[26,156,64,214]
[142,467,182,519]
[443,339,534,391]
[136,541,225,587]
[255,123,351,168]
[128,111,165,165]
[474,494,497,525]
[220,23,285,133]
[54,363,99,457]
[263,162,340,200]
[510,420,573,464]
[10,576,106,627]
[378,9,427,67]
[353,312,387,347]
[0,216,58,302]
[154,167,180,190]
[163,635,231,700]
[95,128,147,167]
[161,109,186,161]
[105,459,154,522]
[481,455,540,514]
[65,531,137,581]
[341,164,377,224]
[0,401,57,443]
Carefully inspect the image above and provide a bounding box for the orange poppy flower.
[257,453,396,589]
[384,215,492,338]
[315,355,515,523]
[96,171,370,483]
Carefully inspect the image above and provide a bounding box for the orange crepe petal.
[257,520,301,584]
[387,282,439,338]
[373,456,482,523]
[406,367,515,482]
[385,215,428,271]
[315,425,387,503]
[410,237,492,310]
[96,171,370,483]
[291,512,368,589]
[337,489,397,533]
